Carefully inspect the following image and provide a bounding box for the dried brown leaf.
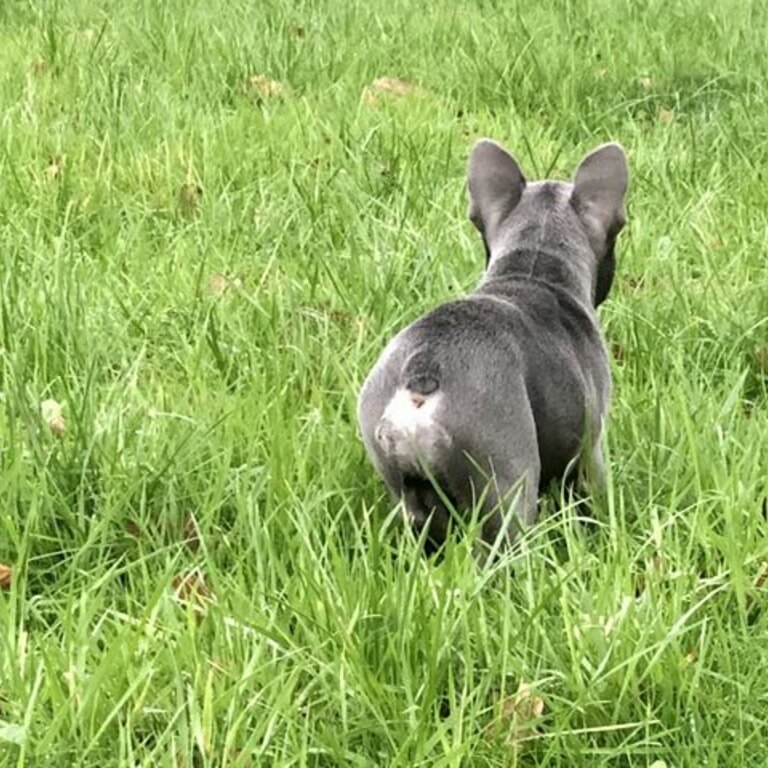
[49,415,66,436]
[746,560,768,612]
[372,76,425,97]
[208,273,242,297]
[208,273,229,296]
[124,521,143,539]
[172,567,216,616]
[45,155,66,181]
[0,564,11,590]
[327,309,352,325]
[755,561,768,590]
[41,398,66,436]
[754,346,768,373]
[361,89,378,107]
[362,76,426,107]
[658,107,674,124]
[486,681,545,747]
[247,75,284,99]
[183,513,200,552]
[682,649,698,667]
[178,183,203,216]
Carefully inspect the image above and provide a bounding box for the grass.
[1,0,768,764]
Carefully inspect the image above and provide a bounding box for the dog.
[357,138,628,554]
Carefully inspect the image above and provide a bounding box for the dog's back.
[358,139,628,553]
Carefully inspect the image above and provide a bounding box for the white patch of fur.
[375,388,451,469]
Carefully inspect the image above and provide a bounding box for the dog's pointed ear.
[467,139,526,247]
[571,143,628,241]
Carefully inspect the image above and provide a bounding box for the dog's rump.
[373,378,452,473]
[371,299,522,473]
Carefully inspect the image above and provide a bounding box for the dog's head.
[467,139,628,306]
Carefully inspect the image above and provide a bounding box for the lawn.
[1,0,768,765]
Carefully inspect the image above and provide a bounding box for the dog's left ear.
[571,143,628,248]
[467,140,526,256]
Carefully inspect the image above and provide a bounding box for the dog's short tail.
[374,377,452,473]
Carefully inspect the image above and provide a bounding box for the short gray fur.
[357,138,628,553]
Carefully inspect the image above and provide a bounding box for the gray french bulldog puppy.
[357,139,628,553]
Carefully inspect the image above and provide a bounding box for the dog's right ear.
[571,143,628,305]
[571,143,628,246]
[467,140,526,253]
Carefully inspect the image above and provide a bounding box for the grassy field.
[1,0,768,764]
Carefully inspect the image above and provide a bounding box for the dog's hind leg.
[452,392,541,553]
[401,475,454,554]
[473,462,540,551]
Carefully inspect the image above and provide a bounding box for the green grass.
[1,0,768,764]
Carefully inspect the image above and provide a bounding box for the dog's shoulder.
[477,279,602,341]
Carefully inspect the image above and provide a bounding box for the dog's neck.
[477,246,594,307]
